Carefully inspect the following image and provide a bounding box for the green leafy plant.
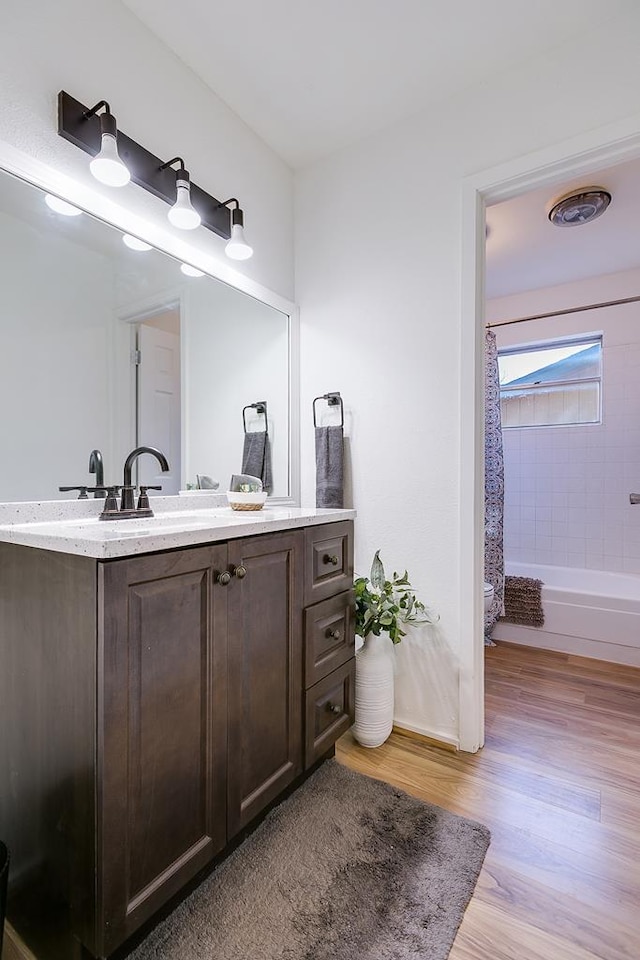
[354,550,439,644]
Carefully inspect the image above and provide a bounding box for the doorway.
[135,307,182,495]
[484,157,640,669]
[459,120,640,752]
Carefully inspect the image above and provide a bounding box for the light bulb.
[123,234,152,251]
[225,223,253,261]
[45,194,83,217]
[168,178,201,230]
[90,132,131,187]
[181,263,204,277]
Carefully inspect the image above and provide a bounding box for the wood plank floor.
[337,641,640,960]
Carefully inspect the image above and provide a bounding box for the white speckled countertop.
[0,494,356,559]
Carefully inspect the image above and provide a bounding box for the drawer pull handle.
[326,628,341,640]
[326,701,341,715]
[324,554,339,566]
[217,571,232,586]
[233,565,247,580]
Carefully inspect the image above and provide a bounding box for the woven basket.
[229,501,265,511]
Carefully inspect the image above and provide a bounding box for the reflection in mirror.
[0,169,290,502]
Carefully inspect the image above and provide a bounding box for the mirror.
[0,168,292,502]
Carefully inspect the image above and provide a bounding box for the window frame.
[498,334,603,429]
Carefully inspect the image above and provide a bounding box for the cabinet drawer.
[304,521,354,605]
[304,591,354,688]
[305,659,355,768]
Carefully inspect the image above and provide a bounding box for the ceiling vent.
[548,187,611,227]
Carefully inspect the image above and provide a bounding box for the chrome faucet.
[121,446,170,511]
[88,449,106,498]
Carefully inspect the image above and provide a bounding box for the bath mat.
[127,759,490,960]
[502,575,545,627]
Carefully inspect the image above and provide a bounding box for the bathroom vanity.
[0,505,355,957]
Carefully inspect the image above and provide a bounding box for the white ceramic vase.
[353,633,394,748]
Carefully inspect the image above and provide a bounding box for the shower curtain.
[484,329,504,638]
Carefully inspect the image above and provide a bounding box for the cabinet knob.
[326,701,341,715]
[324,554,339,566]
[233,565,247,580]
[217,571,232,586]
[326,628,341,640]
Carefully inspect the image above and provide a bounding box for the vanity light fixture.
[218,198,253,260]
[58,92,250,251]
[122,234,152,251]
[160,157,201,231]
[180,263,205,278]
[45,194,83,217]
[83,101,131,187]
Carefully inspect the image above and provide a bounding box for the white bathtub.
[492,562,640,666]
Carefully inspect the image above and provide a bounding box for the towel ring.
[243,401,268,435]
[313,392,344,428]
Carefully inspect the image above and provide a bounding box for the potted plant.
[352,551,438,748]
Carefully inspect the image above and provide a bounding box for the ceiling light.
[548,187,611,227]
[180,263,204,277]
[219,199,253,260]
[122,234,152,251]
[84,100,131,187]
[161,157,201,231]
[45,194,82,216]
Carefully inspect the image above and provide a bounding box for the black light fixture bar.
[57,91,231,240]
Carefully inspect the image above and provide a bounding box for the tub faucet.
[122,446,170,510]
[630,493,640,505]
[89,449,106,498]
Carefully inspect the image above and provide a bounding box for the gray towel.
[241,431,273,494]
[315,425,344,508]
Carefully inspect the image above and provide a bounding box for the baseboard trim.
[392,723,459,752]
[3,924,36,960]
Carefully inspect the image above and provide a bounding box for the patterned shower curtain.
[484,329,504,638]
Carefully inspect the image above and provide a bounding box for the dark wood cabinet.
[304,590,354,687]
[227,533,303,835]
[0,519,353,959]
[305,660,355,767]
[301,523,356,772]
[98,546,228,954]
[304,521,353,605]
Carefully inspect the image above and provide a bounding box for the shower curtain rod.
[486,293,640,329]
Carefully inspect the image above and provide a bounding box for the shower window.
[498,336,602,428]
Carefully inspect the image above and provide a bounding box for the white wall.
[490,267,640,575]
[295,8,640,745]
[0,0,293,300]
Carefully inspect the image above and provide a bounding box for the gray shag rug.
[128,760,490,960]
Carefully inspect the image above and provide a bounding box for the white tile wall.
[501,339,640,573]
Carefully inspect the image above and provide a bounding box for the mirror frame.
[0,139,300,506]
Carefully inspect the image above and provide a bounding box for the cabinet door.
[227,531,303,837]
[98,545,228,955]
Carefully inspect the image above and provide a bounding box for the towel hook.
[243,400,268,435]
[313,392,344,428]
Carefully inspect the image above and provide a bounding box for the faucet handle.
[138,485,162,510]
[59,486,89,500]
[102,486,121,516]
